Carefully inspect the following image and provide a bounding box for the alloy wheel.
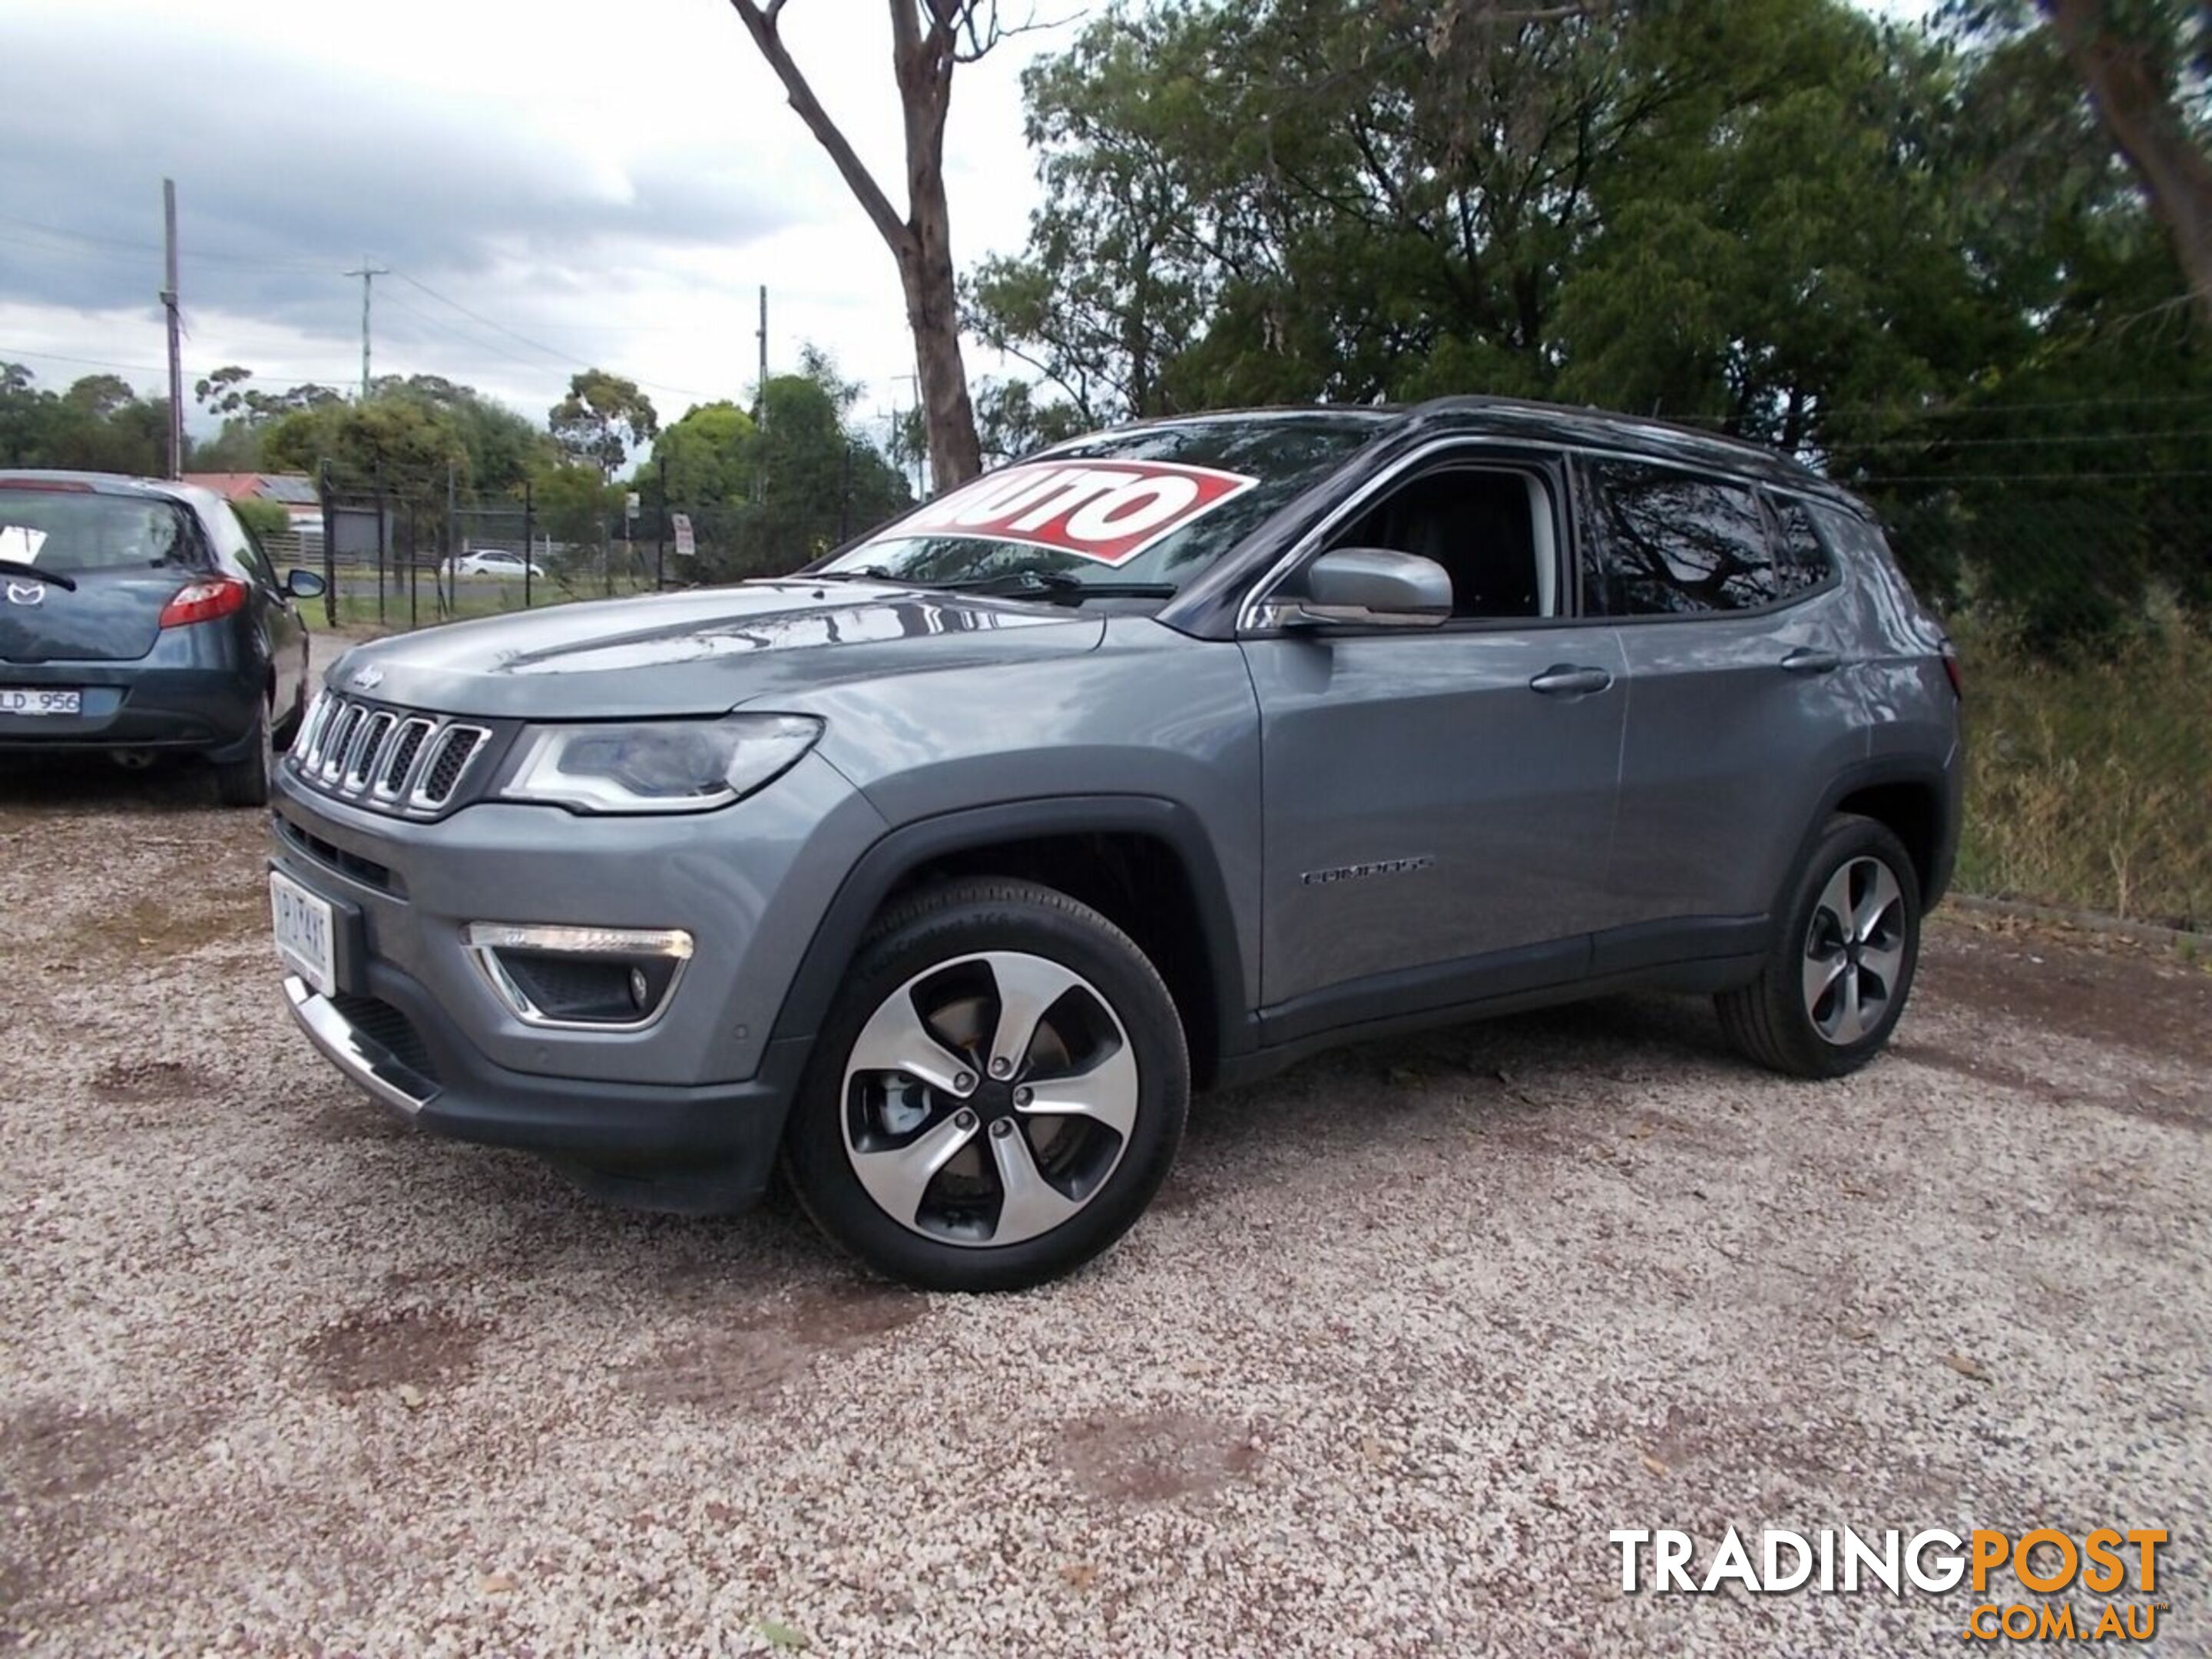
[840,950,1139,1247]
[1801,856,1907,1045]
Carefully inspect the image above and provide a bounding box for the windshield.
[818,412,1390,592]
[0,487,199,574]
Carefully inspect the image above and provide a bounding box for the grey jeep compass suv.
[269,398,1961,1290]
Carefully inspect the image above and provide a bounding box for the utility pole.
[896,373,926,497]
[756,285,769,420]
[753,283,769,506]
[344,258,389,400]
[160,179,183,479]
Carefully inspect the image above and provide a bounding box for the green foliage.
[230,496,293,541]
[629,347,912,578]
[0,365,169,474]
[550,369,659,478]
[647,401,759,508]
[250,373,554,510]
[974,0,2212,654]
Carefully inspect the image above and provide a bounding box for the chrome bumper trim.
[282,975,439,1119]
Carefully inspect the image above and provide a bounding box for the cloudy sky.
[0,0,1077,445]
[2,1,1935,453]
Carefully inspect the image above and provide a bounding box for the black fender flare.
[1778,754,1960,933]
[764,794,1254,1065]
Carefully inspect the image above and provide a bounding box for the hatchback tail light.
[1939,639,1962,700]
[158,576,250,628]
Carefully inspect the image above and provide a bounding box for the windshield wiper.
[936,568,1177,604]
[0,559,76,592]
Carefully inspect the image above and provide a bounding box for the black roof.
[1101,396,1861,511]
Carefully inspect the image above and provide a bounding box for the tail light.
[158,576,250,628]
[1940,639,1962,700]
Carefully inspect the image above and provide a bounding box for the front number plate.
[0,687,81,715]
[270,871,337,996]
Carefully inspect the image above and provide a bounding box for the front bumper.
[267,747,889,1204]
[282,973,809,1211]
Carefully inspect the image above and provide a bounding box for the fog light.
[462,922,693,1029]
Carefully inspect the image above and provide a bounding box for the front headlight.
[500,714,822,814]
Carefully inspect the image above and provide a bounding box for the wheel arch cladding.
[765,797,1250,1088]
[1831,773,1949,906]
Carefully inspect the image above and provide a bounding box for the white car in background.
[442,549,545,580]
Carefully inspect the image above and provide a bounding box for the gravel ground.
[4,660,2207,1655]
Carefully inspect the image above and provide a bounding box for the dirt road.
[3,683,2207,1655]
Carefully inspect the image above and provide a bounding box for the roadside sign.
[672,513,695,557]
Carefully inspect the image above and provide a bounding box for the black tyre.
[213,701,271,808]
[783,878,1189,1293]
[1717,813,1921,1078]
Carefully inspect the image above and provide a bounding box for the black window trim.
[1568,455,1845,627]
[1238,439,1594,637]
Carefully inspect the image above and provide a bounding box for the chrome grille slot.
[412,726,488,808]
[376,717,435,800]
[293,692,333,765]
[343,711,396,793]
[317,704,365,783]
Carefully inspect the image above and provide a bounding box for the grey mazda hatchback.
[0,472,323,804]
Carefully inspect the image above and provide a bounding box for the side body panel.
[1601,582,1869,929]
[1241,625,1628,1005]
[767,616,1269,1015]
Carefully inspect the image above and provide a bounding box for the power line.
[1830,426,2212,449]
[1665,388,2212,429]
[389,270,718,402]
[1869,469,2212,482]
[376,290,567,375]
[0,211,334,275]
[0,343,171,375]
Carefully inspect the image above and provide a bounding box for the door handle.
[1528,664,1614,697]
[1780,647,1841,676]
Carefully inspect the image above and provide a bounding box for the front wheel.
[1717,813,1922,1078]
[783,878,1188,1293]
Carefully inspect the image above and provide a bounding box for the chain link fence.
[1869,478,2209,934]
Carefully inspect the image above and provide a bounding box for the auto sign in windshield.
[819,412,1389,592]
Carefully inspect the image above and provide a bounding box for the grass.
[1953,618,2210,932]
[303,576,659,634]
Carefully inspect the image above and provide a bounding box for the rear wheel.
[783,878,1188,1292]
[1717,813,1920,1078]
[213,700,271,808]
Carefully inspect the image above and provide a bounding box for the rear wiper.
[0,559,76,592]
[937,568,1177,603]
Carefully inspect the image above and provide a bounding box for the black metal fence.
[310,468,866,631]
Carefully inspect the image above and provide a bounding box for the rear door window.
[0,487,200,574]
[1578,462,1777,617]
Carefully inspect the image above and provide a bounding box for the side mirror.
[1288,548,1452,629]
[285,569,327,601]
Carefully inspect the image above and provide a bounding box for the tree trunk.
[724,0,987,491]
[2041,0,2212,328]
[899,171,984,490]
